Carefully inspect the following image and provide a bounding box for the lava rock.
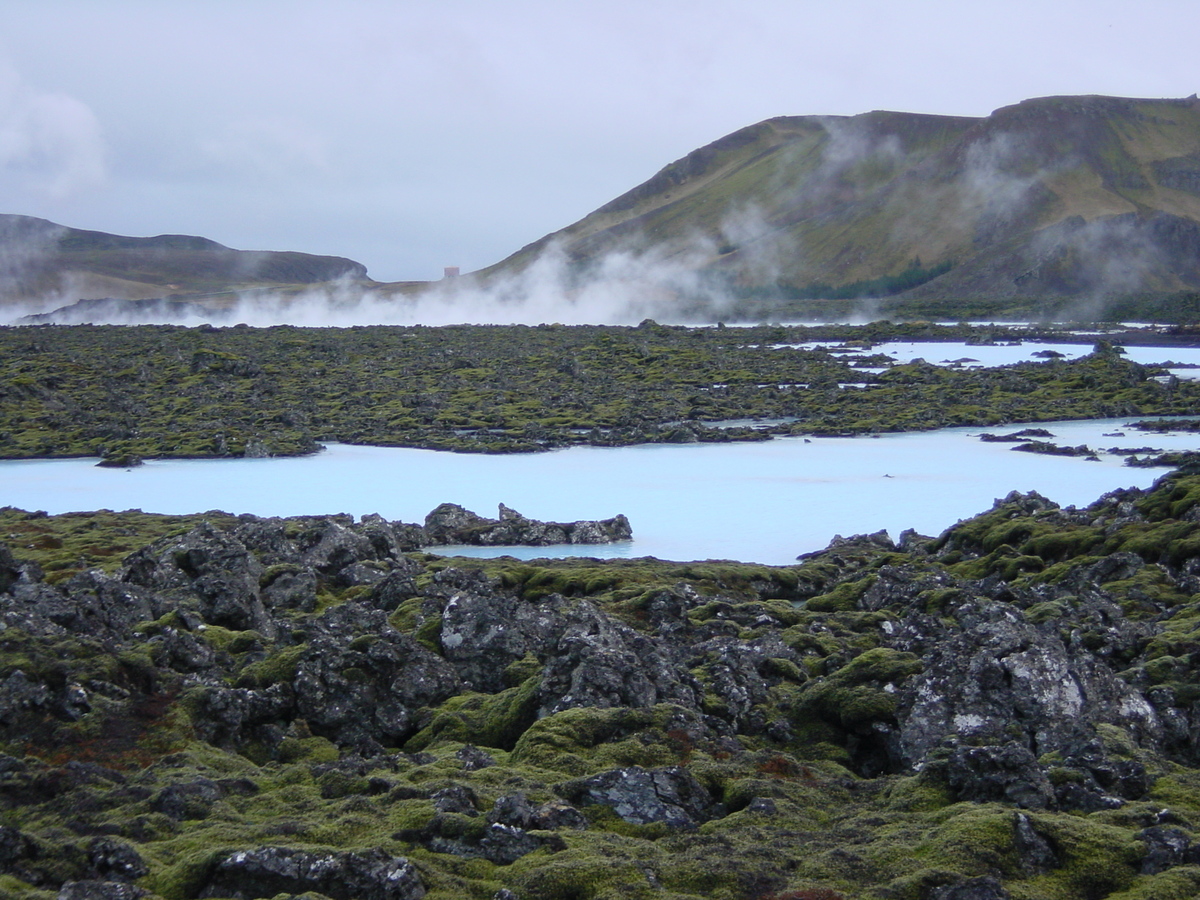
[201,846,425,900]
[945,742,1056,810]
[1136,825,1200,874]
[438,588,566,693]
[293,603,461,749]
[489,793,587,831]
[538,601,699,717]
[558,765,718,829]
[86,837,148,882]
[929,876,1011,900]
[121,524,274,638]
[897,602,1160,766]
[455,745,495,771]
[58,882,149,900]
[1013,813,1059,875]
[150,778,224,820]
[431,785,480,816]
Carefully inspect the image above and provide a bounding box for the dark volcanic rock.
[0,542,20,593]
[438,588,567,692]
[201,846,425,900]
[293,603,461,749]
[423,502,632,546]
[1013,813,1059,875]
[120,524,275,637]
[86,837,148,882]
[929,876,1011,900]
[1136,825,1200,874]
[558,765,719,828]
[58,881,149,900]
[366,561,422,611]
[489,793,588,831]
[150,778,224,820]
[296,519,377,575]
[896,602,1160,765]
[537,600,700,716]
[945,742,1056,810]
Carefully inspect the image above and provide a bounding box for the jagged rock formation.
[7,471,1200,896]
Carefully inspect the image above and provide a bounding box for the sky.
[0,0,1196,284]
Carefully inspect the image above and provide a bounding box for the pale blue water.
[2,417,1196,564]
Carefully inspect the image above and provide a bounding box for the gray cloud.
[0,62,105,200]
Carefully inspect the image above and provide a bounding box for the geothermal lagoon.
[3,416,1197,565]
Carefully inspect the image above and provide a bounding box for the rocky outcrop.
[557,765,719,828]
[201,847,425,900]
[423,502,632,546]
[896,601,1161,764]
[10,467,1200,897]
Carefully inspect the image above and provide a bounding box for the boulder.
[293,603,461,749]
[945,743,1056,810]
[201,847,425,900]
[85,835,148,883]
[557,765,718,829]
[438,589,567,692]
[366,561,422,611]
[1012,813,1059,875]
[58,882,148,900]
[296,519,377,576]
[0,543,21,594]
[422,503,631,546]
[897,602,1160,766]
[120,524,274,638]
[150,778,224,821]
[1136,825,1200,874]
[929,877,1011,900]
[489,793,587,831]
[537,601,700,717]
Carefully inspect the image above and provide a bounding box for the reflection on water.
[2,418,1198,565]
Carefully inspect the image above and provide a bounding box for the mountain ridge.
[480,93,1200,319]
[0,213,372,311]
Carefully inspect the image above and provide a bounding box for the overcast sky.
[0,0,1196,283]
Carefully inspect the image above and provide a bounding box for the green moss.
[796,648,923,735]
[237,643,306,687]
[805,576,875,613]
[406,675,543,752]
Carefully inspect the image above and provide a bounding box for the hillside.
[482,94,1200,320]
[0,214,371,313]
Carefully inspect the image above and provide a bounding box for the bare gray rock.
[293,603,461,749]
[201,847,425,900]
[897,602,1160,765]
[58,882,148,900]
[423,502,631,546]
[945,742,1056,810]
[537,601,700,717]
[558,765,718,829]
[120,523,275,638]
[87,837,148,883]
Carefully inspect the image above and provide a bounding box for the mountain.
[0,214,370,312]
[482,94,1200,319]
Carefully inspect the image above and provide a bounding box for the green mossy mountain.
[0,214,371,311]
[482,94,1200,320]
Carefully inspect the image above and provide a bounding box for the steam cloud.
[0,234,749,328]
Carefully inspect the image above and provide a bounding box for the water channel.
[2,417,1196,565]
